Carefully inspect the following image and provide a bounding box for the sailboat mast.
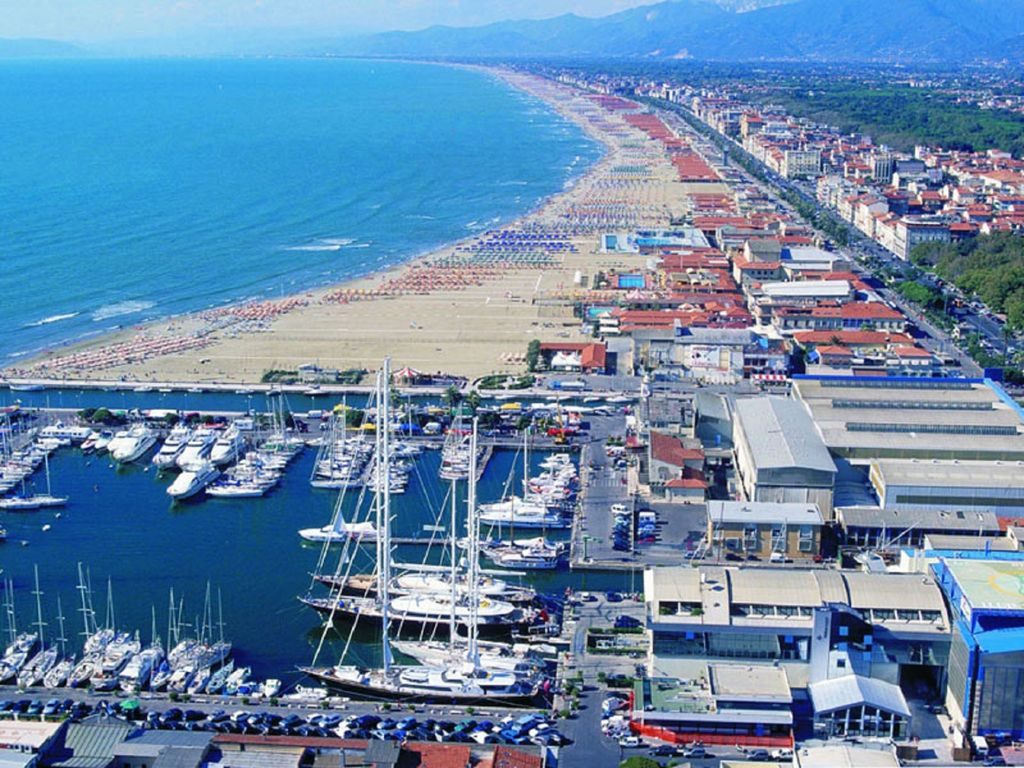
[76,562,93,642]
[105,577,115,631]
[217,588,225,644]
[55,597,67,657]
[4,579,16,645]
[467,419,480,667]
[448,479,458,651]
[32,565,45,647]
[379,358,393,674]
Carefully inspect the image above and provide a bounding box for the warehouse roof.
[708,500,824,526]
[943,560,1024,612]
[837,506,1001,533]
[648,566,948,628]
[792,377,1024,460]
[873,458,1024,490]
[733,396,836,475]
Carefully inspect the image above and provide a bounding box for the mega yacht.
[118,643,164,691]
[109,424,157,463]
[175,428,218,468]
[477,497,570,529]
[209,426,246,466]
[152,425,191,470]
[167,460,220,500]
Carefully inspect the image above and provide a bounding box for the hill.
[329,0,1024,62]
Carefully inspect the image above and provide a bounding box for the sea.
[0,58,626,687]
[0,57,602,362]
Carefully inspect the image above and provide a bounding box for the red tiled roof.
[893,345,933,358]
[666,477,708,489]
[399,743,472,768]
[650,431,704,467]
[794,330,914,346]
[816,345,854,357]
[489,745,543,768]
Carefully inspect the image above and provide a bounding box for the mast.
[467,419,480,668]
[104,577,115,631]
[217,588,225,644]
[167,588,179,648]
[376,359,393,674]
[448,478,458,653]
[4,579,15,645]
[55,597,68,657]
[76,562,96,642]
[32,565,45,647]
[151,605,159,648]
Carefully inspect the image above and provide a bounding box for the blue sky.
[1,0,658,42]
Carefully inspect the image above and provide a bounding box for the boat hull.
[299,666,542,707]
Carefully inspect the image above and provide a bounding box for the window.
[873,608,896,621]
[798,525,815,552]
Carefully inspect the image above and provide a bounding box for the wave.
[284,244,342,252]
[92,300,157,322]
[343,243,371,249]
[23,312,80,328]
[285,237,356,252]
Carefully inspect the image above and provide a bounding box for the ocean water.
[0,58,602,361]
[0,59,624,684]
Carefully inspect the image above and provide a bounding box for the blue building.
[933,558,1024,739]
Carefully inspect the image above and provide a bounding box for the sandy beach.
[4,69,694,385]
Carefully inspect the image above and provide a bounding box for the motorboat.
[167,460,220,500]
[176,428,218,468]
[209,426,246,466]
[152,425,191,470]
[109,424,157,463]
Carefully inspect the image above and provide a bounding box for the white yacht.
[167,460,220,500]
[152,425,191,470]
[209,426,246,466]
[110,424,157,463]
[175,428,217,468]
[483,537,564,570]
[299,520,377,542]
[478,496,570,529]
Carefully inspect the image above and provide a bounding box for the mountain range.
[325,0,1024,63]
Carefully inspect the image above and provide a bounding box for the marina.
[0,390,629,692]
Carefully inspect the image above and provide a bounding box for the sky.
[0,0,660,43]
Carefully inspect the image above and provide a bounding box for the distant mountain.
[0,38,83,58]
[329,0,1024,62]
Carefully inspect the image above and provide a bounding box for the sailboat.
[17,566,58,687]
[301,363,544,705]
[43,597,75,689]
[0,580,39,684]
[0,451,67,511]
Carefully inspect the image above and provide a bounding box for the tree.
[526,339,542,372]
[464,389,481,413]
[442,385,462,409]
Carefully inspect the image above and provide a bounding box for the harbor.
[0,388,632,697]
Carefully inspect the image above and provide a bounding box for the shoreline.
[3,66,671,386]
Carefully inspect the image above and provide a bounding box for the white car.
[618,736,641,748]
[610,503,628,515]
